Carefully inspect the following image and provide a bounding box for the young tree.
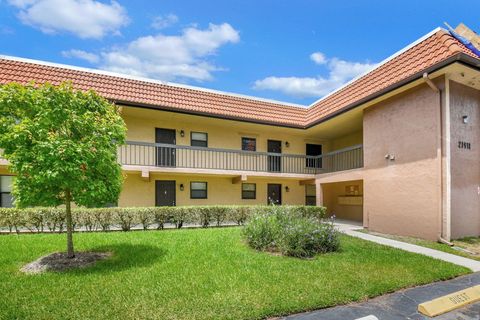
[0,82,126,258]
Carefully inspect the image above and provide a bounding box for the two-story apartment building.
[1,25,479,241]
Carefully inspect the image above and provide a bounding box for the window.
[242,137,256,151]
[242,183,256,199]
[191,132,208,147]
[0,176,14,208]
[305,185,316,206]
[190,182,207,199]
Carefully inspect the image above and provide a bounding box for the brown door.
[267,140,282,172]
[155,128,176,167]
[267,183,282,205]
[155,180,176,206]
[306,143,322,168]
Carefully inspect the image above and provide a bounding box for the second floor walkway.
[118,141,364,176]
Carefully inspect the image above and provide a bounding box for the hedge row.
[0,205,326,233]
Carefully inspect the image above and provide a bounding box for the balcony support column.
[315,181,323,207]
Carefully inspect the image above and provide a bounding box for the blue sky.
[0,0,479,105]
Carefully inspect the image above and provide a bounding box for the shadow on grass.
[71,243,167,274]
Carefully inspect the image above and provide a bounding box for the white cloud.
[100,22,240,81]
[8,0,129,39]
[310,52,326,65]
[254,53,377,99]
[7,0,37,8]
[61,49,99,63]
[151,14,178,30]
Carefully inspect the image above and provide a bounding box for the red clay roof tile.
[305,30,477,124]
[0,29,478,128]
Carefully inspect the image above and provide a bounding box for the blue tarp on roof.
[445,25,480,57]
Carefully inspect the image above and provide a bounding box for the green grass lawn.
[0,227,469,320]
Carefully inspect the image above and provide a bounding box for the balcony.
[118,141,363,176]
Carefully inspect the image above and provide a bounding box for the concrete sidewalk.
[333,221,480,272]
[281,272,480,320]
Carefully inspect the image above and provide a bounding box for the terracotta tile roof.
[0,57,308,127]
[0,29,478,128]
[305,29,477,124]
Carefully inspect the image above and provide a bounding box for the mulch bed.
[21,252,112,274]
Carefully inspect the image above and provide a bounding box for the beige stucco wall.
[449,81,480,239]
[322,180,363,221]
[122,107,327,155]
[119,172,306,207]
[331,131,363,151]
[0,166,11,175]
[363,83,442,240]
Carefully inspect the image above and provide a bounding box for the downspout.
[423,73,454,246]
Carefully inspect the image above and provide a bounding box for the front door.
[267,183,282,205]
[155,180,176,206]
[155,128,176,167]
[267,140,282,172]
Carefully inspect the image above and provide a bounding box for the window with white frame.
[242,183,256,199]
[0,176,14,208]
[190,181,207,199]
[191,132,208,147]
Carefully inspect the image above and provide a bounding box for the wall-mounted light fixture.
[180,130,185,137]
[285,141,290,148]
[462,115,469,124]
[385,154,395,161]
[179,183,184,191]
[285,186,290,192]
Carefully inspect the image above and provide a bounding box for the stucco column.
[315,181,323,207]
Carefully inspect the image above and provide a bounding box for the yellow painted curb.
[418,284,480,317]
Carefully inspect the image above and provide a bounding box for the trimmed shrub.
[0,207,21,233]
[228,206,250,225]
[243,205,338,258]
[172,207,193,229]
[44,208,66,232]
[76,208,97,231]
[24,208,45,232]
[152,207,169,230]
[211,206,228,226]
[114,208,135,232]
[196,207,213,228]
[137,207,155,230]
[93,208,113,231]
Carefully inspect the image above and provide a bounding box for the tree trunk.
[65,190,75,258]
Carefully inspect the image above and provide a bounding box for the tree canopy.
[0,82,126,257]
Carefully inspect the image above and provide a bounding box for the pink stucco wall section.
[363,83,443,240]
[449,81,480,239]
